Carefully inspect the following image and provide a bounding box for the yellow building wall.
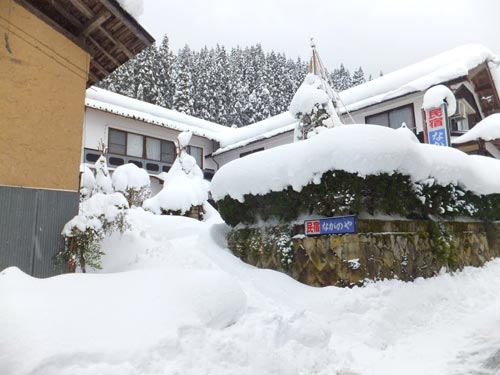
[0,0,90,191]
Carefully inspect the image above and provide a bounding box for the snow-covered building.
[0,0,154,277]
[84,87,228,194]
[209,44,500,164]
[82,44,500,187]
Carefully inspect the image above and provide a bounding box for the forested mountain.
[98,35,368,127]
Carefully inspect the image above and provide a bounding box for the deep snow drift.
[2,209,500,375]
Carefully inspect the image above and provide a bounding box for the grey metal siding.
[0,186,79,277]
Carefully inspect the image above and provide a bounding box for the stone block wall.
[227,220,500,287]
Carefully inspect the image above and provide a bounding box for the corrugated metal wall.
[0,186,79,277]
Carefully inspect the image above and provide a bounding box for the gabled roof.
[20,0,154,86]
[86,87,233,141]
[338,44,500,113]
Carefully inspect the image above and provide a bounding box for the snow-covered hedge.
[211,125,500,226]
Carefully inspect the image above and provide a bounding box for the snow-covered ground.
[1,208,500,375]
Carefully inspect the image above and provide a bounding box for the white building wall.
[341,92,425,133]
[83,108,218,171]
[213,131,294,167]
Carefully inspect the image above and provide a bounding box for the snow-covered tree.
[143,131,209,219]
[94,155,113,194]
[289,73,343,141]
[331,63,352,92]
[173,45,194,115]
[352,66,366,87]
[112,163,151,207]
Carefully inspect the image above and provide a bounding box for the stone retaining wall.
[227,220,500,287]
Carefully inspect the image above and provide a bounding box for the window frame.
[107,127,177,163]
[365,104,416,131]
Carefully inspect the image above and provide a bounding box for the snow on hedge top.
[210,125,500,201]
[112,163,150,192]
[422,85,457,116]
[453,114,500,144]
[339,44,498,113]
[86,87,231,142]
[116,0,143,18]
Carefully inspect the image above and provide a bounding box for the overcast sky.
[138,0,500,77]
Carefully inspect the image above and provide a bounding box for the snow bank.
[3,209,500,375]
[422,84,457,115]
[62,193,128,235]
[211,124,500,202]
[453,113,500,144]
[112,163,150,192]
[339,44,498,113]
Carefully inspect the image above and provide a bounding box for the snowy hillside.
[1,209,500,375]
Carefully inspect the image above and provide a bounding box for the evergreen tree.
[173,45,194,115]
[352,66,366,87]
[331,63,352,91]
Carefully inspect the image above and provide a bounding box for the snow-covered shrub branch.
[56,193,129,272]
[112,163,151,207]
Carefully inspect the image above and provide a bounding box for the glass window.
[108,129,126,154]
[365,105,415,130]
[161,140,176,164]
[127,133,143,158]
[389,106,414,129]
[365,112,389,127]
[187,146,203,167]
[146,137,161,160]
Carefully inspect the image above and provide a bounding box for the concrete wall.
[83,107,218,171]
[0,0,90,191]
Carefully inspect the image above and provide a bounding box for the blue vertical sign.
[304,215,356,236]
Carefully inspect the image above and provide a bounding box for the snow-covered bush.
[79,165,96,201]
[112,163,151,207]
[143,131,209,218]
[56,193,129,272]
[94,155,113,194]
[289,73,342,141]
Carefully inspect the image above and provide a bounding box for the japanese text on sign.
[426,104,449,147]
[304,216,356,236]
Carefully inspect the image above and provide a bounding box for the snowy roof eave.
[338,44,499,114]
[453,113,500,144]
[85,87,234,142]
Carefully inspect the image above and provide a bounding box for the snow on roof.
[211,124,500,202]
[453,114,500,144]
[85,87,233,142]
[213,112,297,155]
[338,44,499,113]
[116,0,143,18]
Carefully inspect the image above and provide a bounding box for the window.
[107,129,176,164]
[365,104,415,130]
[161,141,176,163]
[146,138,161,160]
[127,133,143,157]
[187,145,203,167]
[109,129,126,154]
[450,98,477,133]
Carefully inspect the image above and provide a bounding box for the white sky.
[138,0,500,77]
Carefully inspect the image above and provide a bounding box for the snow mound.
[422,84,457,115]
[3,209,500,374]
[112,163,150,192]
[94,155,113,194]
[211,124,500,202]
[453,114,500,144]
